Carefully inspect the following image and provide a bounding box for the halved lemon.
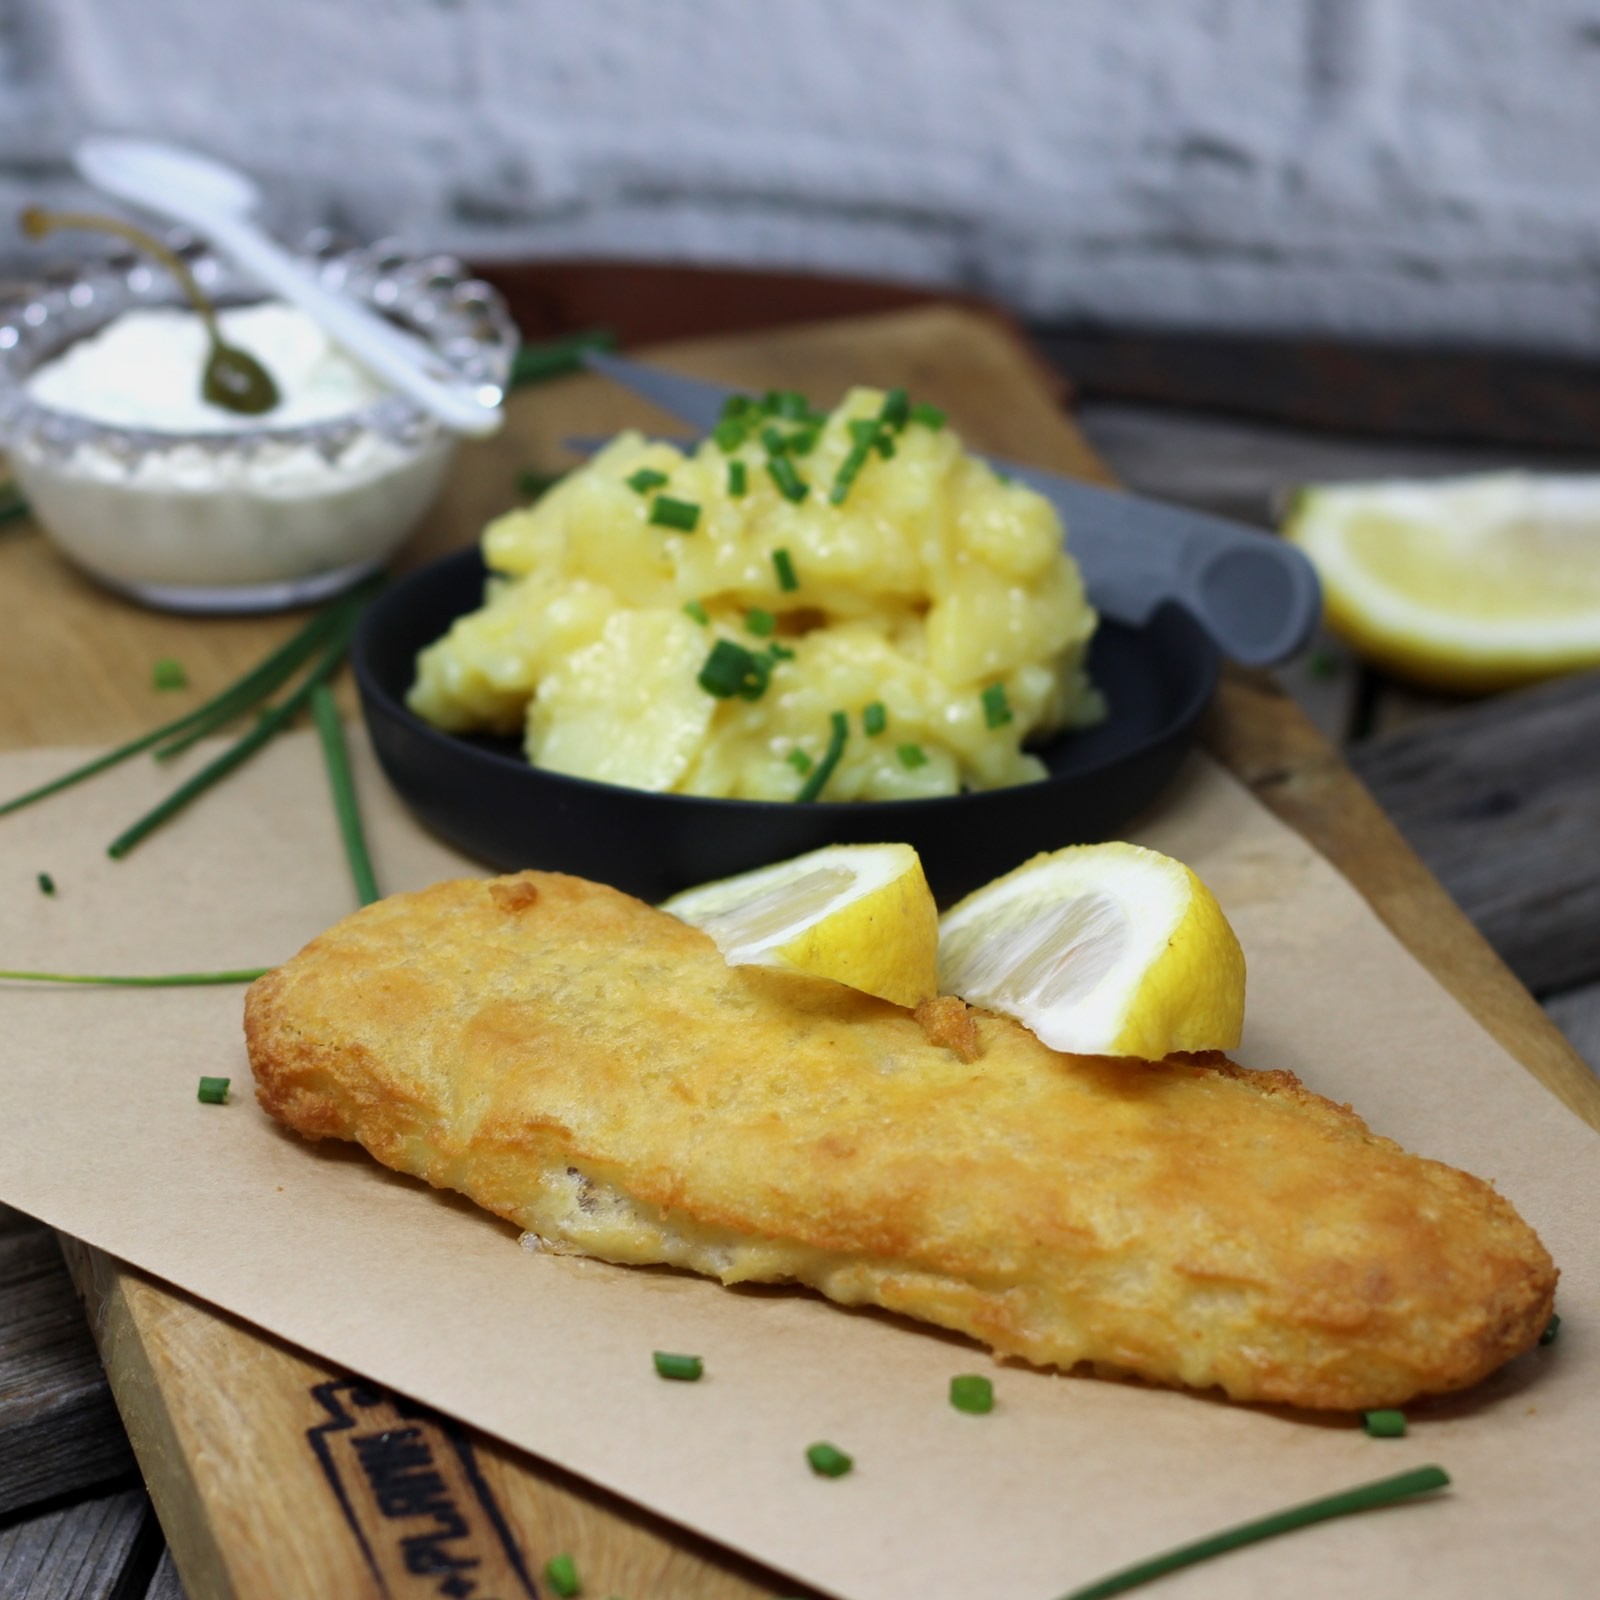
[936,842,1245,1057]
[1284,473,1600,692]
[661,842,939,1008]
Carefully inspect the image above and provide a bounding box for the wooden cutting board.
[4,301,1596,1600]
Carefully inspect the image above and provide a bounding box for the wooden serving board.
[3,300,1596,1600]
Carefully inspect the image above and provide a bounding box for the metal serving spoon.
[579,351,1323,667]
[73,137,504,438]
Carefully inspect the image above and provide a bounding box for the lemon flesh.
[1284,473,1600,691]
[662,843,939,1009]
[937,842,1245,1058]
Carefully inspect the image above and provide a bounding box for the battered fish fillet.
[245,871,1556,1411]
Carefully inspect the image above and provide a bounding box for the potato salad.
[409,387,1102,801]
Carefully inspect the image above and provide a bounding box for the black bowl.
[353,549,1218,903]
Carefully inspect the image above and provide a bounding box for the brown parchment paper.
[0,731,1594,1600]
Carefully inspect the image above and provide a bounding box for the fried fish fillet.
[245,871,1556,1411]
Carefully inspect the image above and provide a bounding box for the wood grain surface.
[3,302,1597,1599]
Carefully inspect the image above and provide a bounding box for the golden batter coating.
[245,871,1556,1411]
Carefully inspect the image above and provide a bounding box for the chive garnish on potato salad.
[409,386,1103,802]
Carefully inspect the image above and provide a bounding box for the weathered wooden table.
[2,268,1596,1599]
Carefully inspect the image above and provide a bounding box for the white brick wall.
[7,0,1600,352]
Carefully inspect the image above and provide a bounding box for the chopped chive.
[544,1553,581,1598]
[627,467,668,495]
[1361,1409,1407,1438]
[727,460,748,497]
[0,968,269,986]
[760,422,790,457]
[507,326,615,387]
[196,1076,230,1105]
[766,641,796,662]
[771,547,798,591]
[862,701,887,737]
[786,748,813,775]
[805,1441,853,1478]
[949,1374,994,1414]
[649,495,701,532]
[794,710,848,803]
[848,419,880,448]
[879,387,910,429]
[698,640,771,701]
[745,608,776,638]
[151,657,187,691]
[1057,1465,1451,1600]
[981,682,1014,729]
[713,417,748,453]
[829,443,870,505]
[897,742,929,770]
[0,586,368,815]
[766,456,808,503]
[652,1351,704,1381]
[517,468,561,498]
[874,431,896,460]
[773,390,811,421]
[1541,1312,1562,1345]
[910,401,946,430]
[107,609,363,860]
[788,426,819,457]
[720,394,754,422]
[683,599,709,626]
[36,872,55,897]
[310,683,379,907]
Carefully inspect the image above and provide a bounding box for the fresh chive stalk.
[310,683,379,907]
[0,968,269,986]
[794,711,848,802]
[1055,1466,1451,1600]
[508,327,615,388]
[652,1351,704,1381]
[0,593,357,816]
[107,612,362,860]
[196,1076,230,1104]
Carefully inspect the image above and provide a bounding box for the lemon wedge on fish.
[662,842,939,1008]
[1284,473,1600,691]
[936,842,1245,1057]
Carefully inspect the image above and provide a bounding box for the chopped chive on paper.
[36,871,56,897]
[949,1374,994,1414]
[196,1076,230,1105]
[1361,1409,1407,1438]
[151,657,187,691]
[649,495,700,532]
[1541,1312,1562,1345]
[862,701,887,737]
[628,467,668,495]
[805,1441,853,1478]
[652,1351,704,1381]
[544,1553,581,1597]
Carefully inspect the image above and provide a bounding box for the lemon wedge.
[936,842,1245,1057]
[1284,473,1600,691]
[662,843,939,1008]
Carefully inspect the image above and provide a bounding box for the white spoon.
[73,136,505,438]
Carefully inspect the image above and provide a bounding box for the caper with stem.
[20,206,281,416]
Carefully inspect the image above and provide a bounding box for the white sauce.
[26,302,391,432]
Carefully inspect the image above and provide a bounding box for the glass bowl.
[0,231,518,613]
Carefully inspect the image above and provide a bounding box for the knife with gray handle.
[579,350,1321,667]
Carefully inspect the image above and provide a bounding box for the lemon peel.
[1284,473,1600,692]
[936,842,1245,1057]
[662,842,938,1008]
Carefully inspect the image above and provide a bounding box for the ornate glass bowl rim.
[0,228,519,459]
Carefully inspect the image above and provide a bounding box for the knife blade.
[578,350,1322,667]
